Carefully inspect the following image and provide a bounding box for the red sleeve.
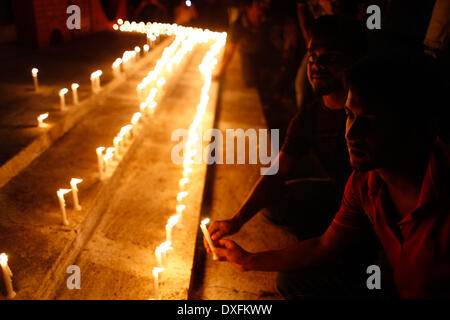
[331,171,372,230]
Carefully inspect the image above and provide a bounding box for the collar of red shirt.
[368,138,449,224]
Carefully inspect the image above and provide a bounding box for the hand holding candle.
[200,218,218,260]
[0,253,16,299]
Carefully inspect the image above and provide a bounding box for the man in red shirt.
[208,50,449,299]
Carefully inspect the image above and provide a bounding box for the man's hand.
[203,217,241,253]
[214,239,252,271]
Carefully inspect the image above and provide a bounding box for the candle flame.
[157,78,166,87]
[131,112,142,125]
[57,188,72,196]
[144,44,149,51]
[167,214,181,228]
[152,267,164,277]
[201,218,210,226]
[0,253,8,266]
[70,178,83,186]
[135,46,141,53]
[113,24,119,30]
[177,191,188,201]
[38,113,49,122]
[179,177,189,186]
[176,204,186,213]
[96,146,105,154]
[71,83,79,90]
[59,88,68,95]
[32,68,38,75]
[117,19,124,25]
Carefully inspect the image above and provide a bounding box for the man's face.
[307,38,349,96]
[319,0,343,15]
[344,89,401,171]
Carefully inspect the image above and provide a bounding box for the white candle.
[104,148,115,173]
[200,218,218,260]
[59,88,68,110]
[135,46,141,59]
[96,147,105,180]
[71,83,79,105]
[95,70,102,91]
[0,253,16,299]
[57,188,71,225]
[155,246,163,267]
[90,72,97,93]
[32,68,39,92]
[37,113,49,128]
[179,177,189,187]
[165,214,181,242]
[70,178,83,211]
[177,191,188,202]
[131,112,142,133]
[112,59,122,77]
[152,267,164,300]
[143,44,149,54]
[113,136,122,159]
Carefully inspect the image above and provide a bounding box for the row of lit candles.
[0,23,225,300]
[0,22,184,300]
[150,31,226,300]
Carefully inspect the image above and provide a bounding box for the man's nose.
[346,118,364,142]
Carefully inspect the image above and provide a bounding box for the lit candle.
[95,70,102,91]
[71,83,79,105]
[112,59,122,77]
[177,191,188,202]
[176,204,186,214]
[200,218,218,260]
[135,46,141,59]
[143,44,149,54]
[0,253,16,299]
[96,147,105,180]
[152,267,164,300]
[32,68,39,91]
[166,214,181,242]
[70,178,83,211]
[131,112,142,132]
[37,113,49,128]
[179,177,189,187]
[183,167,193,177]
[90,71,97,93]
[155,246,163,267]
[59,88,68,110]
[57,188,71,226]
[104,148,115,173]
[113,136,122,159]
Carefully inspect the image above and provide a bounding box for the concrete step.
[0,38,222,299]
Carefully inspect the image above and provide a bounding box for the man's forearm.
[242,237,328,272]
[233,174,284,227]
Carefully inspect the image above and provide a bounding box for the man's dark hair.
[309,15,367,59]
[345,49,446,138]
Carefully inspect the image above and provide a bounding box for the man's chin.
[350,157,375,172]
